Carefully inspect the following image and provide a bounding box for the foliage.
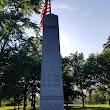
[62,57,78,106]
[0,36,41,106]
[103,36,110,50]
[62,52,100,107]
[69,52,97,107]
[0,0,42,108]
[85,90,107,104]
[96,50,110,105]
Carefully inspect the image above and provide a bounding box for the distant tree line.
[62,37,110,107]
[85,89,107,104]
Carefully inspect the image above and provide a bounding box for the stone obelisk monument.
[40,14,64,110]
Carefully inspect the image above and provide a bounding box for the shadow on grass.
[5,107,39,110]
[5,108,39,110]
[3,108,54,110]
[65,106,110,110]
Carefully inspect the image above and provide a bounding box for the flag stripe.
[39,0,51,29]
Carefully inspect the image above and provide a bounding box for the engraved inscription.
[41,96,63,100]
[43,79,45,82]
[41,73,62,88]
[41,102,63,108]
[48,74,51,77]
[42,74,45,77]
[53,79,60,82]
[48,79,51,83]
[48,84,52,87]
[41,84,47,87]
[53,84,60,87]
[53,74,60,77]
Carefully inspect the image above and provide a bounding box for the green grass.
[0,105,40,110]
[66,104,110,110]
[0,104,110,110]
[0,106,32,110]
[0,106,14,110]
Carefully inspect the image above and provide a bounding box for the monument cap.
[43,14,58,27]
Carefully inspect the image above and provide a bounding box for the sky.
[30,0,110,58]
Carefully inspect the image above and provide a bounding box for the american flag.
[39,0,51,29]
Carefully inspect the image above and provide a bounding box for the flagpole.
[50,0,51,14]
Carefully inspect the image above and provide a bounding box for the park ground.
[0,104,110,110]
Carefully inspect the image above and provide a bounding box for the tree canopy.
[0,0,42,109]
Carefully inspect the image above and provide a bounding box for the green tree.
[62,57,79,107]
[0,0,42,108]
[69,52,86,107]
[97,50,110,105]
[69,52,97,107]
[84,53,101,104]
[92,90,106,104]
[0,36,41,109]
[103,36,110,50]
[0,0,42,69]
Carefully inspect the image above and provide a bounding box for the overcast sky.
[30,0,110,58]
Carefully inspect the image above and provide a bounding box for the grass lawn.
[0,104,110,110]
[0,106,32,110]
[66,104,110,110]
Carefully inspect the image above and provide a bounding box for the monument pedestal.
[40,14,64,110]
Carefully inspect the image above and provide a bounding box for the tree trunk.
[31,89,33,107]
[89,95,91,104]
[0,100,1,107]
[82,97,85,107]
[23,90,27,110]
[32,80,36,110]
[109,99,110,105]
[66,100,68,107]
[32,89,36,110]
[32,84,36,110]
[14,106,16,110]
[64,100,68,110]
[14,97,16,110]
[82,93,85,107]
[18,104,20,110]
[89,90,92,104]
[33,93,36,110]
